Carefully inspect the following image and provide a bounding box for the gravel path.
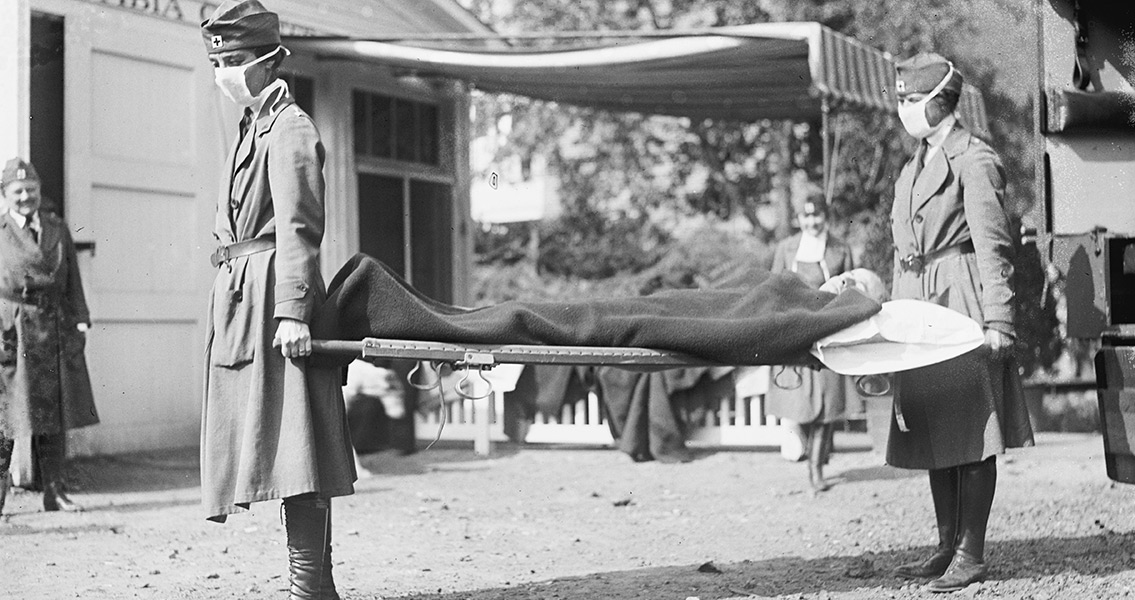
[2,432,1132,599]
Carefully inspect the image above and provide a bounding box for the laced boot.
[43,481,83,512]
[893,467,958,579]
[0,471,9,516]
[39,434,82,512]
[925,457,996,593]
[283,496,340,600]
[0,437,13,516]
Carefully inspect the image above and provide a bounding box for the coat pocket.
[211,279,258,368]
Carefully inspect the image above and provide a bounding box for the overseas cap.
[1,158,39,189]
[895,52,964,96]
[201,0,280,55]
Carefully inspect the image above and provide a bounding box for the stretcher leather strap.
[210,234,275,268]
[898,240,975,274]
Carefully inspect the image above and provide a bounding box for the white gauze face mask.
[897,63,956,139]
[213,46,282,107]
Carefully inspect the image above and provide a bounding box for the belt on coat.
[0,287,59,308]
[898,240,975,275]
[210,234,275,268]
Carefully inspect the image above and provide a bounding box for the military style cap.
[1,157,39,189]
[201,0,281,55]
[895,52,964,96]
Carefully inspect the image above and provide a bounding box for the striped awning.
[285,21,989,136]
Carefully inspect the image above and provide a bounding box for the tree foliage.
[461,0,1059,375]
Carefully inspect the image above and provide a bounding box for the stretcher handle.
[454,368,493,400]
[407,361,442,391]
[772,365,803,390]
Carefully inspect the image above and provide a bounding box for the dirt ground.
[2,432,1133,600]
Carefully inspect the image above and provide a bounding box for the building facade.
[0,0,487,456]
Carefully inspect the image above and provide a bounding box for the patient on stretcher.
[311,255,982,375]
[311,253,882,368]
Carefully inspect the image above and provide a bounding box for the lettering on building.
[79,0,321,35]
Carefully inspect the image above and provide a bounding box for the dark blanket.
[311,254,881,367]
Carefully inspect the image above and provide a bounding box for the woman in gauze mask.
[887,52,1033,594]
[766,198,855,495]
[200,2,356,599]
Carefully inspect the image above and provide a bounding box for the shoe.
[924,552,987,593]
[892,550,954,579]
[43,482,83,512]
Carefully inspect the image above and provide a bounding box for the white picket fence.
[415,365,786,455]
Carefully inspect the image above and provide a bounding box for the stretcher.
[313,337,726,455]
[313,338,718,369]
[312,297,988,455]
[314,337,720,401]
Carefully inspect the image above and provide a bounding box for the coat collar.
[251,80,293,138]
[940,121,972,158]
[0,210,59,251]
[223,81,297,239]
[910,122,972,213]
[231,81,294,176]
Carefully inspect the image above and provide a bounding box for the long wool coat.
[887,123,1034,470]
[0,211,98,438]
[765,233,855,424]
[202,82,355,522]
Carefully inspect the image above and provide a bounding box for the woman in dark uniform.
[886,53,1033,593]
[766,198,855,494]
[0,157,98,515]
[199,2,355,598]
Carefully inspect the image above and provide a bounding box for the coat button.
[914,214,924,223]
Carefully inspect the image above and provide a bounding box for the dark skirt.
[886,348,1034,470]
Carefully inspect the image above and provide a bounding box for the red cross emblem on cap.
[211,35,224,49]
[16,168,26,179]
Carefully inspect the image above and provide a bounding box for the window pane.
[352,90,368,156]
[357,173,405,277]
[410,180,453,302]
[394,98,417,162]
[418,103,439,166]
[370,94,393,159]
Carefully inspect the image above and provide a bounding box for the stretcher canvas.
[310,254,882,367]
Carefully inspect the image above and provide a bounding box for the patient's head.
[820,268,887,303]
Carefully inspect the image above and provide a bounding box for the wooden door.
[56,5,222,455]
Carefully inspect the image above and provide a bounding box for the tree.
[461,0,1059,374]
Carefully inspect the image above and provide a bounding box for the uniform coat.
[765,233,855,424]
[202,83,355,522]
[0,211,98,438]
[887,122,1034,470]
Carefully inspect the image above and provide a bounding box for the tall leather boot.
[0,471,9,517]
[38,434,82,512]
[283,495,340,600]
[0,436,13,517]
[893,466,958,578]
[926,457,996,593]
